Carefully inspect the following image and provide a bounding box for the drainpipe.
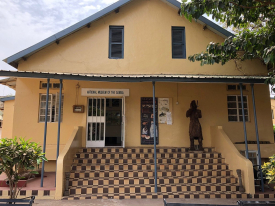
[251,83,264,192]
[239,83,249,159]
[41,78,50,187]
[152,81,158,193]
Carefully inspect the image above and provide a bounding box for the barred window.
[227,95,249,122]
[39,93,64,122]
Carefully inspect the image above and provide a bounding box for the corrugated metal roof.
[0,96,15,102]
[0,77,17,90]
[0,70,267,84]
[3,0,234,69]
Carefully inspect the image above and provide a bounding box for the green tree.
[180,0,275,84]
[0,137,47,199]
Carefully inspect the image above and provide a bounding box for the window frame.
[172,26,186,59]
[227,95,250,122]
[39,93,64,123]
[109,26,124,59]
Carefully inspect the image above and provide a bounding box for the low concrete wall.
[210,126,255,195]
[55,126,82,200]
[235,144,275,159]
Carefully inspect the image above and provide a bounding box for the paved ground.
[34,198,275,206]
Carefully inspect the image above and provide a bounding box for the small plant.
[262,154,275,184]
[0,137,47,199]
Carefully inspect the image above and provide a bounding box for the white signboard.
[81,88,129,97]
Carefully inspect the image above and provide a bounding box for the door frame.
[86,97,106,148]
[85,96,126,148]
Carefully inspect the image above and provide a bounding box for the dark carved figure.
[186,100,203,151]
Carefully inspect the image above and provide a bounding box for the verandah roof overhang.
[0,70,267,84]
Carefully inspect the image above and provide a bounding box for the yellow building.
[1,0,274,200]
[0,96,15,139]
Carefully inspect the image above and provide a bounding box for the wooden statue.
[186,100,203,151]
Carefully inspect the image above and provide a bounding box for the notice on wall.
[141,97,159,145]
[158,98,170,124]
[166,112,172,125]
[81,88,129,96]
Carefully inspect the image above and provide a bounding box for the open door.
[86,97,125,147]
[86,98,105,147]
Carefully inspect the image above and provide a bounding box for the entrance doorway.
[86,98,125,147]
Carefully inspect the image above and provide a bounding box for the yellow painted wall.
[2,99,14,139]
[271,98,275,125]
[12,78,274,159]
[17,0,266,76]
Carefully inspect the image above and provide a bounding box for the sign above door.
[81,88,130,97]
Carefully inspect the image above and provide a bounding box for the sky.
[0,0,125,96]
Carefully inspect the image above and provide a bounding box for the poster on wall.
[141,97,159,145]
[158,98,170,124]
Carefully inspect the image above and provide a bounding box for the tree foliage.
[180,0,275,82]
[0,137,47,199]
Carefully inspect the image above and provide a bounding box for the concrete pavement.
[33,198,275,206]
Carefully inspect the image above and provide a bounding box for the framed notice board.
[141,97,159,145]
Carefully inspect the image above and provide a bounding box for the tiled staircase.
[63,147,250,200]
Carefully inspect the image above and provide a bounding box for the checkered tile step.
[78,147,215,153]
[69,176,238,187]
[62,192,252,200]
[76,152,221,159]
[64,147,247,200]
[0,189,55,200]
[68,183,240,194]
[71,163,228,171]
[69,169,232,179]
[74,157,225,164]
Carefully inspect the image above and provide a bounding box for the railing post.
[152,81,158,193]
[41,78,50,187]
[55,79,63,186]
[64,172,70,196]
[251,83,264,192]
[239,83,249,159]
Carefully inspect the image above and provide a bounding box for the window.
[227,95,249,122]
[227,84,247,91]
[40,81,61,89]
[172,27,186,59]
[39,93,64,122]
[109,26,124,59]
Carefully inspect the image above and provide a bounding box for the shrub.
[262,154,275,184]
[0,137,47,199]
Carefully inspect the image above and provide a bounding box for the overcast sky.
[0,0,124,96]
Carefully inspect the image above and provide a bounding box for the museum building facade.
[1,0,274,200]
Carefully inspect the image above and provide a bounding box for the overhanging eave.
[0,70,266,84]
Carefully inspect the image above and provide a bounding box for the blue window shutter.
[172,27,186,59]
[109,26,124,59]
